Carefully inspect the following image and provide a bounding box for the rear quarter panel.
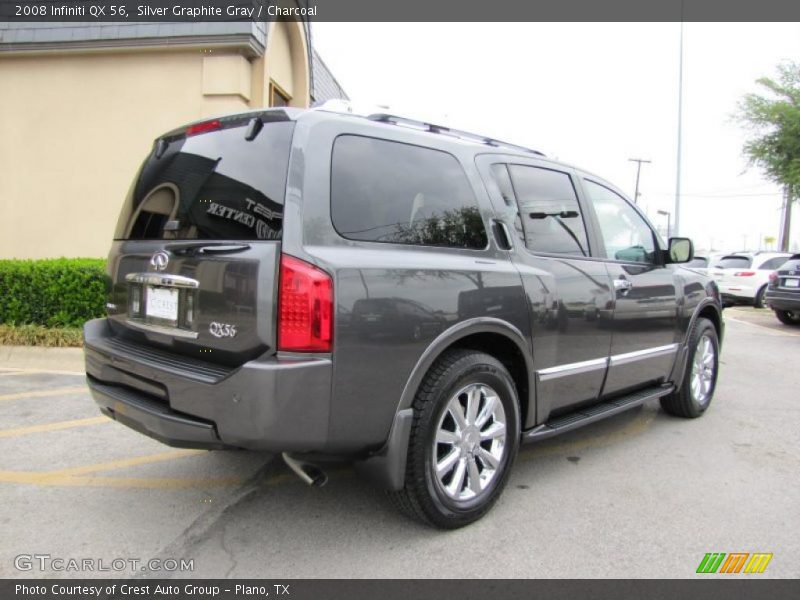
[283,114,530,452]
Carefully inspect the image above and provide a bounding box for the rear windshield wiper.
[165,241,251,256]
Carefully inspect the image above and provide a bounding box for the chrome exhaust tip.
[282,452,328,487]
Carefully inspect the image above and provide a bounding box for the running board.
[522,385,674,443]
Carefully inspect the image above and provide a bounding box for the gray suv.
[84,106,723,528]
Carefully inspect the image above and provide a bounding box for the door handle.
[491,219,513,251]
[614,278,634,294]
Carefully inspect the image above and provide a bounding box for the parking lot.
[0,308,798,579]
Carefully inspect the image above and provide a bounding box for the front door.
[580,178,680,396]
[477,156,615,426]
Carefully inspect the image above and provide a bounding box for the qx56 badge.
[209,322,237,338]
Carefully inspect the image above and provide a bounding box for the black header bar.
[2,0,800,22]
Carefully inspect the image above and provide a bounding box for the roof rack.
[366,113,545,157]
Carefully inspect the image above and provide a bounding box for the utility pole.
[674,16,685,237]
[628,158,651,205]
[780,185,793,252]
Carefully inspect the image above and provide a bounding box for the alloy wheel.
[690,334,716,406]
[432,383,507,502]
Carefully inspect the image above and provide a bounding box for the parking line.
[50,449,205,477]
[0,367,85,376]
[0,371,34,377]
[0,385,87,402]
[0,416,109,439]
[0,472,245,489]
[725,316,800,337]
[0,449,246,489]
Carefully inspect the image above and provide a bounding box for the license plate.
[146,286,179,322]
[783,278,800,288]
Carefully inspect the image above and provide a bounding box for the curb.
[0,345,84,373]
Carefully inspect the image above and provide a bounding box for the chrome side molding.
[537,357,608,381]
[536,343,680,381]
[609,344,679,367]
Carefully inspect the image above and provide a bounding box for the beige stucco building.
[0,20,346,259]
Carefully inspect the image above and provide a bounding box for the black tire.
[389,349,520,529]
[754,285,768,309]
[660,317,719,418]
[774,309,800,326]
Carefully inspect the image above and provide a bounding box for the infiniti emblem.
[150,251,169,271]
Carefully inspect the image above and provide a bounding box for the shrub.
[0,258,107,328]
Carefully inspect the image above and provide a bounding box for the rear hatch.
[708,255,752,288]
[106,111,295,367]
[774,256,800,293]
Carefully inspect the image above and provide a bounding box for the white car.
[709,252,793,308]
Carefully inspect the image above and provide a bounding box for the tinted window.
[115,120,295,240]
[507,165,589,257]
[757,256,791,270]
[714,256,752,269]
[331,136,487,249]
[584,180,656,264]
[780,258,800,271]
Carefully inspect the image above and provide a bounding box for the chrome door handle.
[614,278,634,294]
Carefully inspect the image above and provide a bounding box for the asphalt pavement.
[0,309,797,578]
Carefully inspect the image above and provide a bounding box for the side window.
[583,179,657,264]
[507,165,590,257]
[330,135,488,249]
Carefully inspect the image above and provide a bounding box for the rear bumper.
[83,318,332,452]
[718,284,757,304]
[765,290,800,312]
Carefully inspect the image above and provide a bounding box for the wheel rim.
[432,383,507,502]
[690,334,716,406]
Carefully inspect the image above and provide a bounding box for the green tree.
[737,61,800,251]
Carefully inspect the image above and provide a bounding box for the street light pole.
[628,158,651,205]
[674,17,685,236]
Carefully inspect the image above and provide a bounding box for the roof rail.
[367,113,545,157]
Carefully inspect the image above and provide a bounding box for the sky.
[312,22,800,253]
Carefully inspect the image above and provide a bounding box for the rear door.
[477,156,614,425]
[580,178,680,395]
[107,112,295,367]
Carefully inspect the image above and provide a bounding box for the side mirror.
[667,237,694,263]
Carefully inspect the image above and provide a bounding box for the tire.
[774,309,800,326]
[754,285,768,309]
[660,317,719,418]
[389,349,520,529]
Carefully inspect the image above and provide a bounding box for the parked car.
[708,252,792,308]
[765,254,800,325]
[83,106,723,528]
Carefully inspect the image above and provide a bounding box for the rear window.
[779,258,800,271]
[757,256,791,270]
[115,119,295,240]
[714,256,751,269]
[330,135,487,249]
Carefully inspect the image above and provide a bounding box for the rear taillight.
[186,119,221,137]
[278,255,333,352]
[733,271,756,277]
[769,271,778,286]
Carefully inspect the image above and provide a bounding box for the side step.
[522,385,674,443]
